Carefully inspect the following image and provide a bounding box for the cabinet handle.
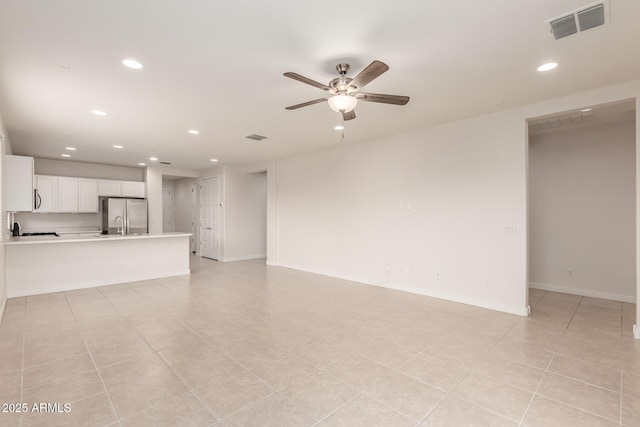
[36,191,42,210]
[34,189,37,210]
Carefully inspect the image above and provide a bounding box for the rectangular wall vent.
[547,1,607,40]
[245,134,267,141]
[159,161,172,165]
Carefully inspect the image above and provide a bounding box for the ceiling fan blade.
[349,61,389,90]
[342,110,356,121]
[356,92,410,105]
[283,72,331,91]
[285,98,328,110]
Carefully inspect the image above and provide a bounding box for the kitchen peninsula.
[5,232,191,297]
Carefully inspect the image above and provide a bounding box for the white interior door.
[200,177,219,260]
[162,184,172,232]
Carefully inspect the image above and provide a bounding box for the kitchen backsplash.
[14,212,101,233]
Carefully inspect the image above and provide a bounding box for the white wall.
[274,81,640,317]
[35,158,143,181]
[276,112,528,314]
[14,212,100,233]
[223,167,267,261]
[146,167,163,234]
[0,111,13,320]
[529,120,636,302]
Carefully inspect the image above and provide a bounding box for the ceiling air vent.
[550,15,577,40]
[577,4,605,31]
[160,161,172,165]
[547,2,607,40]
[245,133,267,141]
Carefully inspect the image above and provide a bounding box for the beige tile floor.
[0,256,638,426]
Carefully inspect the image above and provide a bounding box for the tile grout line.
[517,358,549,426]
[619,367,623,425]
[81,340,123,427]
[414,370,471,425]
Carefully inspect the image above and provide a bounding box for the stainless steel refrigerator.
[101,198,148,235]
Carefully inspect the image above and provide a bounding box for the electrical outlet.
[436,272,440,279]
[483,280,491,288]
[567,269,574,278]
[505,226,519,235]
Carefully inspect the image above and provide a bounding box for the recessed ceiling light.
[61,154,71,158]
[210,158,218,162]
[149,156,158,161]
[65,147,76,151]
[138,162,146,166]
[537,62,558,72]
[188,130,200,135]
[581,108,592,112]
[122,59,143,69]
[334,125,345,131]
[113,145,124,149]
[92,110,107,116]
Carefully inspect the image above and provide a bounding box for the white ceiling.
[1,0,639,171]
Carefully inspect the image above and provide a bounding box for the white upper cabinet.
[98,180,121,197]
[78,179,98,212]
[34,176,100,213]
[6,155,34,212]
[30,175,144,213]
[98,180,145,198]
[121,181,145,198]
[57,177,79,212]
[34,175,57,213]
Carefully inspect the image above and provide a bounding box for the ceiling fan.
[284,60,410,121]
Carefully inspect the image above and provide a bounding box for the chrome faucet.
[114,216,125,236]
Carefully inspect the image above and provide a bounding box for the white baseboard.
[529,282,636,303]
[277,262,529,317]
[223,254,266,262]
[8,269,191,298]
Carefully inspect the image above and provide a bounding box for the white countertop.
[6,232,191,245]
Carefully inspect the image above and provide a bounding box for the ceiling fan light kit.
[284,60,409,121]
[328,94,357,113]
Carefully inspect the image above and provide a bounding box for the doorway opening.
[526,99,636,335]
